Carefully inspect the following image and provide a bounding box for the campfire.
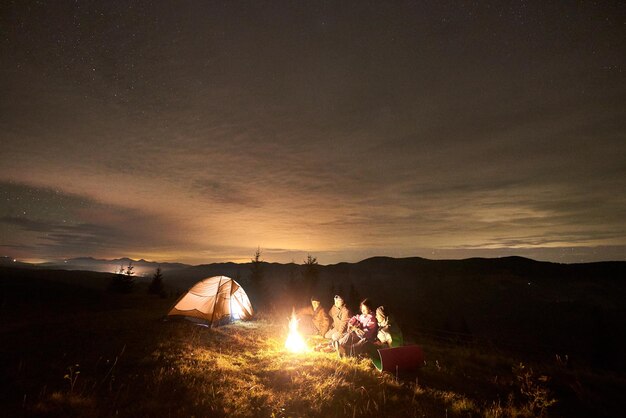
[285,309,308,353]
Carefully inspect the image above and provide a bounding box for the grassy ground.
[1,270,624,417]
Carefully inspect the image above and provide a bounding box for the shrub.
[148,267,166,297]
[512,362,557,416]
[108,263,135,293]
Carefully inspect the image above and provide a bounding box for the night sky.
[1,1,624,264]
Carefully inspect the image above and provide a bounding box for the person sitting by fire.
[315,294,350,352]
[373,305,403,348]
[374,305,394,347]
[335,298,378,357]
[296,295,330,337]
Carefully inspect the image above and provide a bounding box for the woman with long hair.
[335,298,378,357]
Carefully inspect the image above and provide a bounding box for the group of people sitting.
[297,294,398,358]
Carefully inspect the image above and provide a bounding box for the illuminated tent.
[167,276,254,326]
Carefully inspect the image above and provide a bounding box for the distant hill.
[0,256,37,269]
[3,255,625,371]
[162,255,626,371]
[35,257,191,277]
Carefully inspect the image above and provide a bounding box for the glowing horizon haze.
[1,2,624,265]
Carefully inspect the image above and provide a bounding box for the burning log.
[285,309,308,353]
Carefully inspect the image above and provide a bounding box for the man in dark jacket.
[297,296,331,336]
[325,295,351,341]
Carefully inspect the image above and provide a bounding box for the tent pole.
[209,276,223,328]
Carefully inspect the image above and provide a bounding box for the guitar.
[348,323,365,338]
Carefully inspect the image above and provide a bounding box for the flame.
[285,309,308,353]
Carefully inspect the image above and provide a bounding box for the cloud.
[0,182,200,261]
[1,2,624,263]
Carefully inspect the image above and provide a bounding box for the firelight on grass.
[285,309,307,353]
